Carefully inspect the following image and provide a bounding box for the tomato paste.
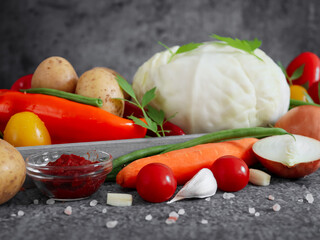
[42,154,106,199]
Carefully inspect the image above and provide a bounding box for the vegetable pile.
[1,35,320,206]
[1,56,185,146]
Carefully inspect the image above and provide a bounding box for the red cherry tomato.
[286,52,320,88]
[136,163,177,203]
[210,155,249,192]
[10,74,33,91]
[308,81,320,104]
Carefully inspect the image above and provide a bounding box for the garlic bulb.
[168,168,217,204]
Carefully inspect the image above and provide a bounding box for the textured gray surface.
[0,0,319,89]
[1,169,320,240]
[1,1,320,239]
[1,136,320,240]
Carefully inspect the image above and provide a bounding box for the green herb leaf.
[147,105,165,125]
[159,41,203,63]
[128,116,150,129]
[291,64,305,81]
[277,61,289,79]
[158,41,174,55]
[175,42,203,55]
[145,116,158,133]
[277,61,305,86]
[164,112,178,122]
[141,87,156,108]
[210,34,262,61]
[115,74,171,137]
[116,74,136,99]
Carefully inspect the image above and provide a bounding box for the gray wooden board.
[17,134,203,159]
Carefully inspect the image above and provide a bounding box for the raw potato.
[0,139,26,205]
[31,56,79,93]
[102,67,130,99]
[76,67,124,117]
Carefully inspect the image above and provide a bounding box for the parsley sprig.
[278,61,313,103]
[210,34,262,61]
[115,74,169,137]
[278,61,305,86]
[158,41,203,63]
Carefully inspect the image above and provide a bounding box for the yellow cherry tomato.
[290,85,308,102]
[3,111,51,147]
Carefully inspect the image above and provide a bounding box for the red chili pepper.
[286,52,320,88]
[0,90,147,144]
[123,101,185,136]
[160,121,185,137]
[10,74,33,91]
[123,101,144,118]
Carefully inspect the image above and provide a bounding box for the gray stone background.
[0,0,319,89]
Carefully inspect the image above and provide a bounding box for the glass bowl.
[26,150,113,201]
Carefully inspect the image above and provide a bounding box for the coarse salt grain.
[102,208,107,214]
[249,207,256,214]
[298,199,304,203]
[46,199,55,205]
[201,219,208,224]
[10,213,17,217]
[106,220,118,228]
[33,199,39,205]
[223,193,235,199]
[268,195,275,201]
[64,206,72,216]
[205,197,211,201]
[178,209,185,215]
[273,203,281,212]
[17,210,24,217]
[90,200,98,207]
[305,193,314,204]
[165,218,176,225]
[169,211,179,219]
[254,212,260,217]
[145,214,152,221]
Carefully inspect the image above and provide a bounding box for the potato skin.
[76,67,125,117]
[103,67,130,99]
[0,139,26,205]
[31,56,79,93]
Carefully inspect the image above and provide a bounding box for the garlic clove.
[249,168,271,186]
[168,168,217,204]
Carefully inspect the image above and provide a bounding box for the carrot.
[116,137,258,188]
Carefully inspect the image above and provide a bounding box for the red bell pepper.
[286,52,320,88]
[123,101,185,137]
[0,90,147,144]
[10,74,33,91]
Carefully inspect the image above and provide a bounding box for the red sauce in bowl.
[42,154,107,200]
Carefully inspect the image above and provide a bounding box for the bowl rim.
[26,150,113,172]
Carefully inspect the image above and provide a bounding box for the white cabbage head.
[132,42,290,134]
